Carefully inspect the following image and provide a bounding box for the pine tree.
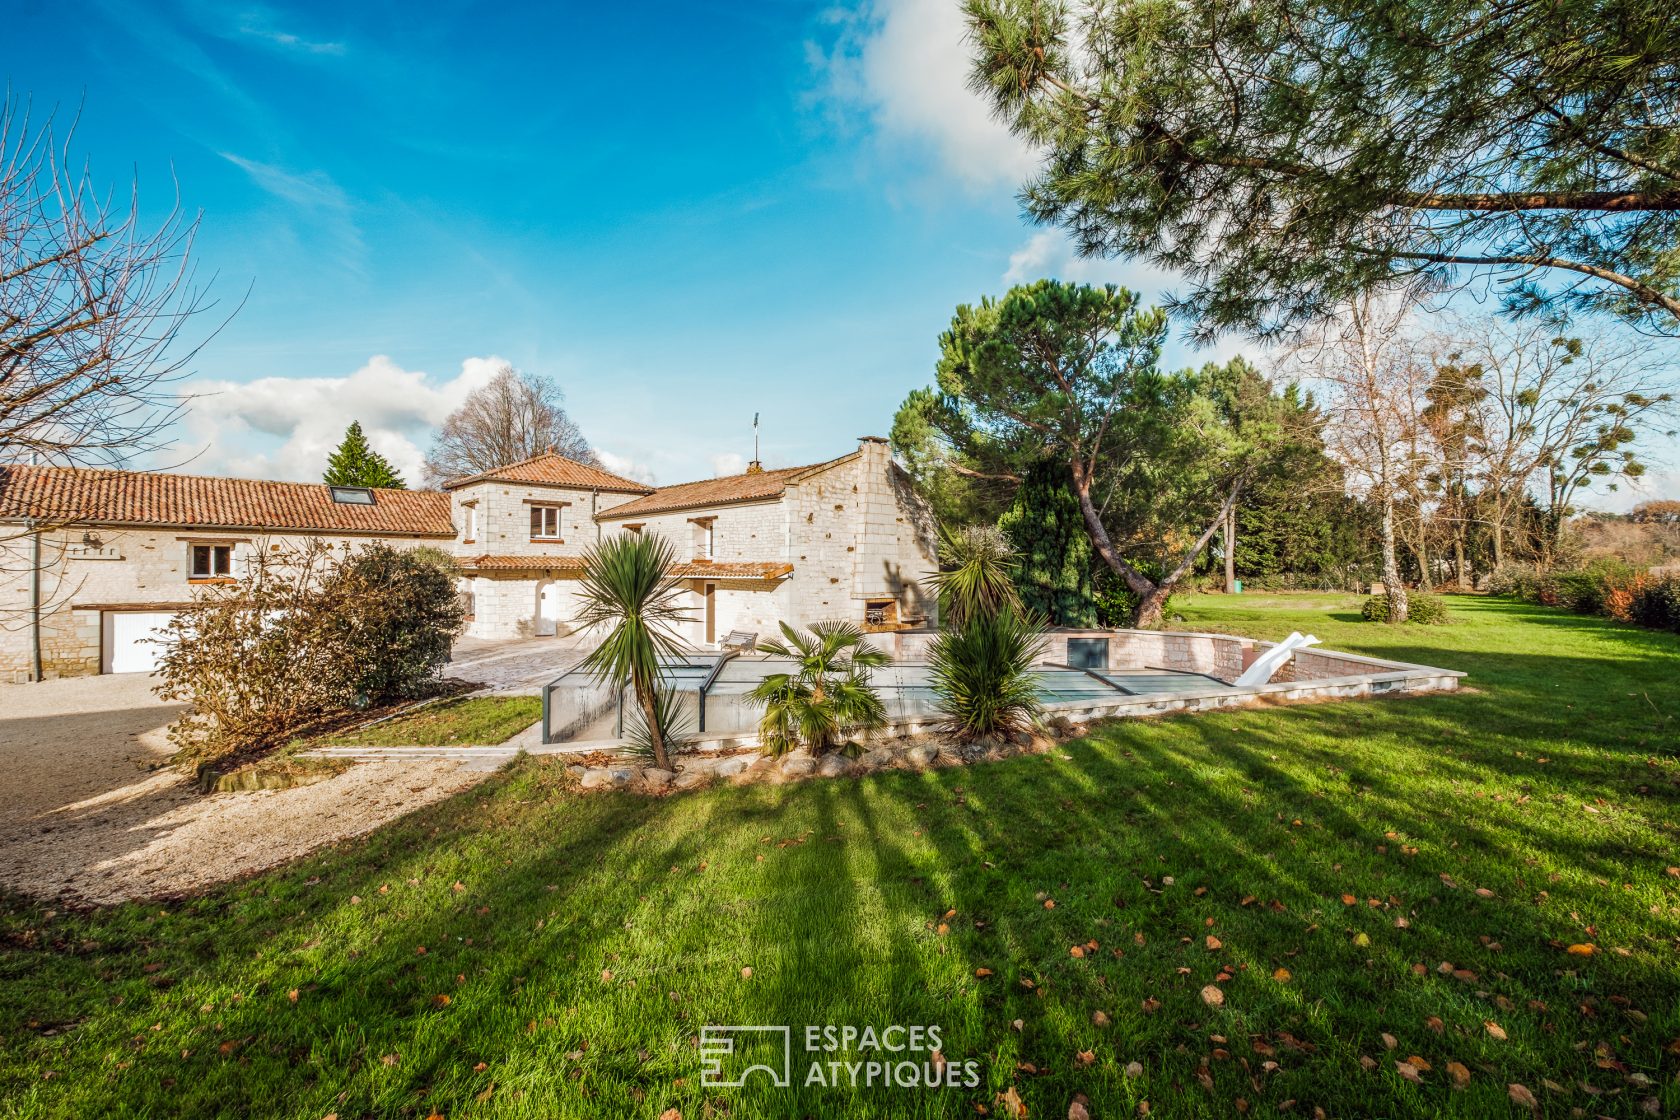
[324,422,407,489]
[998,459,1096,627]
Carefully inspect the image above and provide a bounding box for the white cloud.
[1584,466,1680,514]
[1002,230,1179,291]
[710,452,747,477]
[594,449,658,486]
[817,0,1036,189]
[173,355,506,485]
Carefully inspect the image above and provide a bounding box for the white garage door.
[104,612,176,674]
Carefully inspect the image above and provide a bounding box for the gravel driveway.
[0,673,485,905]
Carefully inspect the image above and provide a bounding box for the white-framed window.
[530,504,563,540]
[189,543,232,579]
[691,518,715,559]
[464,505,478,541]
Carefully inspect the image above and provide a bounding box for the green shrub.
[155,542,466,770]
[1482,562,1545,599]
[1629,577,1680,633]
[1550,557,1641,615]
[928,606,1049,741]
[1360,592,1449,624]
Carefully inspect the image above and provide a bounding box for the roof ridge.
[0,462,431,495]
[443,449,651,492]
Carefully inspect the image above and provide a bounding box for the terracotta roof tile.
[443,451,652,494]
[595,453,857,520]
[0,464,455,536]
[457,554,793,580]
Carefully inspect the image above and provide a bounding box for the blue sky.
[7,0,1674,506]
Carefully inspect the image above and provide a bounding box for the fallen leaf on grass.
[1075,1050,1095,1067]
[997,1085,1028,1118]
[1093,1011,1111,1027]
[1405,1055,1432,1071]
[1068,1094,1090,1120]
[1272,968,1291,982]
[1566,943,1595,956]
[1425,1015,1444,1033]
[1484,1021,1508,1041]
[1124,1060,1143,1077]
[1446,1061,1470,1088]
[1507,1083,1537,1109]
[659,1110,682,1120]
[1070,946,1085,958]
[975,968,994,978]
[1206,935,1222,951]
[740,967,753,979]
[1395,1061,1424,1084]
[1200,985,1225,1008]
[1381,1033,1397,1050]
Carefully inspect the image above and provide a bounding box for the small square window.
[190,544,232,579]
[530,505,562,539]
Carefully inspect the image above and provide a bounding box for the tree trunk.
[1134,585,1171,629]
[1453,533,1468,591]
[1223,505,1237,594]
[1381,494,1409,623]
[634,678,670,770]
[1491,515,1506,568]
[1071,464,1155,598]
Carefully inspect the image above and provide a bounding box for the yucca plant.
[748,620,890,756]
[928,525,1020,627]
[574,533,692,769]
[928,605,1048,742]
[623,685,696,766]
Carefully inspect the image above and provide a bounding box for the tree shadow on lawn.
[5,631,1678,1119]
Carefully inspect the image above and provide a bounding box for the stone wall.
[453,481,615,557]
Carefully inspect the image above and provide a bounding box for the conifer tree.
[323,422,406,489]
[998,459,1096,627]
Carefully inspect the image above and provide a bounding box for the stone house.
[0,436,938,681]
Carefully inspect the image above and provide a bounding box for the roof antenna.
[746,412,763,474]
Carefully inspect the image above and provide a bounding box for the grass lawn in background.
[1,595,1676,1118]
[323,695,543,748]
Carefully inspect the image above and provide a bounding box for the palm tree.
[748,621,890,756]
[574,534,692,769]
[928,525,1020,627]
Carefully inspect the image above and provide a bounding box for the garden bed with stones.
[563,726,1065,796]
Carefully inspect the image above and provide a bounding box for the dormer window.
[329,486,376,505]
[530,504,563,541]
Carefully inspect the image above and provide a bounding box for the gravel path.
[0,673,487,906]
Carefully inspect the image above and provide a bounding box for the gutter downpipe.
[28,518,43,682]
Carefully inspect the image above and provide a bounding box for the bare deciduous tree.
[1,96,216,670]
[422,364,594,486]
[1287,295,1431,621]
[1,96,209,472]
[1442,315,1677,565]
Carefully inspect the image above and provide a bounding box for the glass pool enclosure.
[539,649,1233,746]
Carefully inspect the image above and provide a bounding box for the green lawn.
[323,695,542,748]
[2,596,1677,1118]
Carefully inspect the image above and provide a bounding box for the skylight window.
[328,486,376,505]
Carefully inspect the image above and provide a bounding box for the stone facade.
[465,437,939,645]
[2,436,939,679]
